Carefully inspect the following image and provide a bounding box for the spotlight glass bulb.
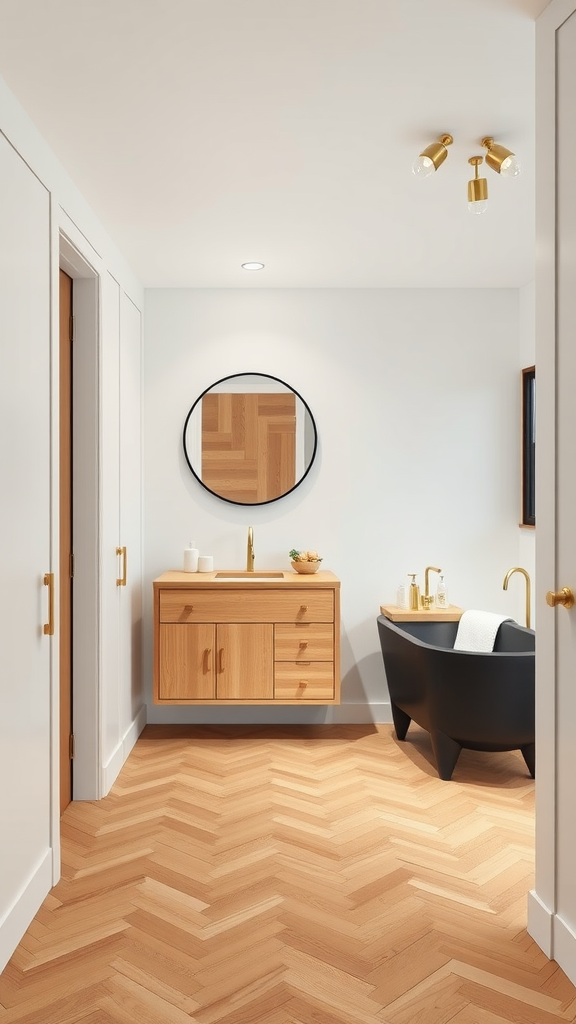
[412,155,435,178]
[468,200,488,215]
[499,155,521,178]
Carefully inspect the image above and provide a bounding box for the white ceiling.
[0,0,550,288]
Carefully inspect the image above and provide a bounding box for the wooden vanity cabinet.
[153,570,341,705]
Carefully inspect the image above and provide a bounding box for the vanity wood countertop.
[154,570,340,589]
[380,604,464,622]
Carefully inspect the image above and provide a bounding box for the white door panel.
[554,7,576,951]
[119,292,142,726]
[101,271,121,775]
[0,133,52,966]
[531,0,576,985]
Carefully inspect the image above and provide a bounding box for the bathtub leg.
[430,729,462,781]
[391,702,411,741]
[521,743,535,778]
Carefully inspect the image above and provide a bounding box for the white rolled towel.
[453,610,513,653]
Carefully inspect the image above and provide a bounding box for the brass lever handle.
[116,546,127,587]
[43,572,55,635]
[546,587,574,609]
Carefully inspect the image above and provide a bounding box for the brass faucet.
[247,526,255,572]
[503,566,531,629]
[422,566,442,608]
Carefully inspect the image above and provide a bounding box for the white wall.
[144,287,523,723]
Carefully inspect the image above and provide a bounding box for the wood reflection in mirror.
[202,392,296,503]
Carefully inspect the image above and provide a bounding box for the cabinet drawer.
[275,623,334,661]
[274,662,334,700]
[159,589,334,623]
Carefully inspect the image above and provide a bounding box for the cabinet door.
[159,623,215,700]
[0,135,52,969]
[216,623,274,700]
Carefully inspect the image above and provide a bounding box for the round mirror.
[183,372,318,506]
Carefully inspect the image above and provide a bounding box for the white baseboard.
[102,704,147,795]
[145,701,393,727]
[331,702,392,724]
[0,850,53,974]
[553,913,576,988]
[527,889,554,958]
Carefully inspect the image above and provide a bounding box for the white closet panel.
[0,133,52,969]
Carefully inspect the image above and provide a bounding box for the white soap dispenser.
[183,540,199,573]
[435,574,448,609]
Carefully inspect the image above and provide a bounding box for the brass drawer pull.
[299,641,308,649]
[203,648,212,672]
[116,546,127,587]
[43,572,54,636]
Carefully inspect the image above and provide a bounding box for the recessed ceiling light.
[241,262,264,271]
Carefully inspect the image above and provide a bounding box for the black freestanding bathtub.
[377,615,535,781]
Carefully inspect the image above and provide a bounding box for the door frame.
[59,227,102,802]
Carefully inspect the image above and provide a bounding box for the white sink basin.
[213,571,286,581]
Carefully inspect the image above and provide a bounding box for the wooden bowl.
[291,560,321,574]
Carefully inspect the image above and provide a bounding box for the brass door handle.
[219,648,224,673]
[203,648,212,673]
[43,572,54,636]
[546,587,574,609]
[116,546,127,587]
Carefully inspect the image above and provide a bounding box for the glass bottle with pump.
[435,574,448,609]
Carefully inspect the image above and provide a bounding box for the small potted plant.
[289,548,323,574]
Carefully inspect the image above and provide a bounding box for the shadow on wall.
[340,651,386,704]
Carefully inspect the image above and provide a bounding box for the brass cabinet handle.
[43,572,55,636]
[219,648,224,673]
[546,587,574,609]
[116,546,127,587]
[203,648,212,673]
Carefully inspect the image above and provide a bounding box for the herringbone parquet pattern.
[1,724,575,1024]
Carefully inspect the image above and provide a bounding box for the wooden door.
[0,134,52,972]
[59,270,73,813]
[216,623,274,700]
[531,0,576,985]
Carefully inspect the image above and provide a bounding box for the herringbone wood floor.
[2,724,575,1024]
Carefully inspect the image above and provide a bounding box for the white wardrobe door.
[100,271,121,781]
[0,134,52,958]
[119,291,143,727]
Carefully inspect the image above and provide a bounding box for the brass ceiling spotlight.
[481,137,521,178]
[412,133,453,178]
[468,156,488,215]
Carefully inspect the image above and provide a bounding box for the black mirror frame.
[182,371,318,507]
[521,365,535,527]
